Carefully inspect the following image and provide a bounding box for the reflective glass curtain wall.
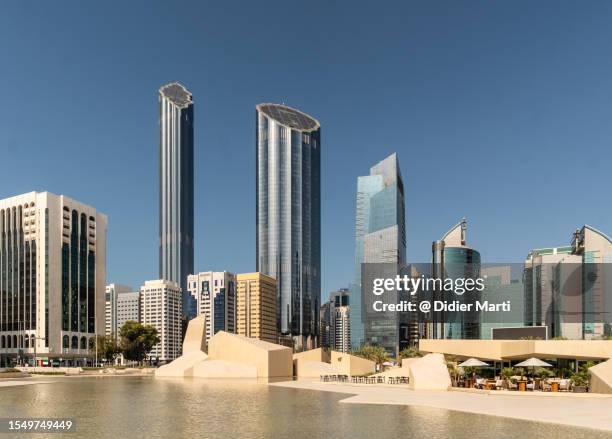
[159,83,194,318]
[256,104,321,348]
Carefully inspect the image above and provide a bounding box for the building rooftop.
[159,83,193,108]
[257,103,320,131]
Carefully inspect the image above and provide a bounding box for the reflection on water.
[0,377,609,439]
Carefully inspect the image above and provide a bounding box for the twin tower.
[158,84,320,349]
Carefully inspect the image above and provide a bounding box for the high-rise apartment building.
[187,271,236,342]
[351,153,406,356]
[0,192,107,367]
[319,301,331,348]
[329,289,350,352]
[140,279,182,362]
[235,272,277,344]
[159,83,194,318]
[255,103,321,350]
[332,305,351,353]
[105,284,132,336]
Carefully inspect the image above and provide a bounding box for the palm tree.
[352,344,390,371]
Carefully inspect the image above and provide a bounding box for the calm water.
[0,377,609,438]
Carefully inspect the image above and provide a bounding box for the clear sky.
[1,1,612,300]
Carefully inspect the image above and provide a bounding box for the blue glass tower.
[351,153,406,354]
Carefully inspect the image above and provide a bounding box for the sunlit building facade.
[235,272,278,344]
[256,103,321,350]
[159,82,194,318]
[187,271,236,343]
[0,192,107,367]
[140,279,182,363]
[351,153,406,356]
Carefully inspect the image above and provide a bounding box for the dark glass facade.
[159,83,195,318]
[256,103,321,348]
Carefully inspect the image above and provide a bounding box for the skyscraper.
[256,103,321,350]
[430,219,481,340]
[159,83,194,318]
[351,153,406,355]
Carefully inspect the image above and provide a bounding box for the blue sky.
[1,1,612,299]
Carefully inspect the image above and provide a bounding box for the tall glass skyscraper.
[159,83,194,318]
[255,103,321,350]
[351,153,406,355]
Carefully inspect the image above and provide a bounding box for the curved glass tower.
[431,219,481,339]
[159,83,194,318]
[256,103,321,349]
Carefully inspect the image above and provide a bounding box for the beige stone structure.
[208,331,292,378]
[589,359,612,394]
[293,348,334,378]
[155,315,208,377]
[292,348,376,377]
[407,353,452,390]
[155,320,293,379]
[330,351,376,376]
[419,339,612,361]
[236,273,278,343]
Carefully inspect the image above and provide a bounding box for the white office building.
[116,291,140,333]
[105,284,132,336]
[140,279,182,363]
[187,271,235,342]
[0,192,107,367]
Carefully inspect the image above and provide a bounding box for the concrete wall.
[589,359,612,394]
[183,315,207,354]
[331,351,375,376]
[208,331,292,378]
[408,353,451,390]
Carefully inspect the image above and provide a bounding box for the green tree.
[352,344,390,370]
[89,334,121,364]
[399,346,422,360]
[119,321,160,365]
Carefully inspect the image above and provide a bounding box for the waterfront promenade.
[272,380,612,432]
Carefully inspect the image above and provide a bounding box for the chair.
[541,380,552,392]
[559,379,571,392]
[507,380,518,391]
[495,379,504,390]
[475,378,486,389]
[388,377,396,384]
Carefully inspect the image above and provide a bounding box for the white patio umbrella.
[514,357,553,380]
[514,358,552,368]
[458,358,490,367]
